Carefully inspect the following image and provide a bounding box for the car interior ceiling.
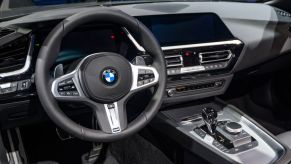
[0,0,291,164]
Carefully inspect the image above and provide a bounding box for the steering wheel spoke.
[51,70,86,101]
[91,100,127,134]
[130,64,159,93]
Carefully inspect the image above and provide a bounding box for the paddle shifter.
[201,107,218,135]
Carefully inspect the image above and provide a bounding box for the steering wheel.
[35,9,166,142]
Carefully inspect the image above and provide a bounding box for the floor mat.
[20,122,92,164]
[107,134,173,164]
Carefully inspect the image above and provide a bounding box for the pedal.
[2,128,28,164]
[81,143,103,164]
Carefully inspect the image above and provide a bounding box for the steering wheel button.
[137,81,144,86]
[138,75,144,81]
[149,78,154,82]
[138,69,146,74]
[145,69,153,74]
[71,85,76,90]
[144,74,151,79]
[107,104,115,109]
[72,91,79,96]
[66,79,74,85]
[59,92,66,96]
[63,86,71,91]
[58,81,66,86]
[144,79,150,84]
[66,91,72,96]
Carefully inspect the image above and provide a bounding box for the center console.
[196,107,258,155]
[152,100,287,164]
[126,13,290,164]
[163,40,242,102]
[127,13,244,104]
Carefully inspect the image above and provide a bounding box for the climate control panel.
[166,80,225,97]
[164,40,243,76]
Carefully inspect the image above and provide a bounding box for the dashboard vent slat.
[165,55,183,68]
[0,36,30,74]
[199,50,233,64]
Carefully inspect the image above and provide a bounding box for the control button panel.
[223,141,258,154]
[166,61,229,76]
[137,69,155,86]
[216,122,252,148]
[193,121,258,155]
[194,127,258,154]
[18,80,31,91]
[194,128,207,139]
[166,80,225,97]
[203,61,228,71]
[57,78,79,96]
[212,140,228,152]
[0,79,31,95]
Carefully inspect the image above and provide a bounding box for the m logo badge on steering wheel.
[101,68,118,85]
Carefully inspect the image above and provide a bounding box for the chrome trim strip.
[104,102,121,133]
[0,35,34,78]
[162,40,242,51]
[123,27,242,52]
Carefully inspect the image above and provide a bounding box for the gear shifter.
[202,107,218,135]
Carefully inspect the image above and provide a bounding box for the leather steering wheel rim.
[35,9,166,142]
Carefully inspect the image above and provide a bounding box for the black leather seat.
[277,131,291,149]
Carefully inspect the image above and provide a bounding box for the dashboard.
[0,2,290,127]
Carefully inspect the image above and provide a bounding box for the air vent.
[0,36,30,74]
[199,50,232,64]
[0,28,15,38]
[165,55,183,68]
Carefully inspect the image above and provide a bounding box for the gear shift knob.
[202,107,218,135]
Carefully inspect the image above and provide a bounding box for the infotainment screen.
[136,13,234,47]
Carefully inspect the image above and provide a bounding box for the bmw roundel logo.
[101,68,118,85]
